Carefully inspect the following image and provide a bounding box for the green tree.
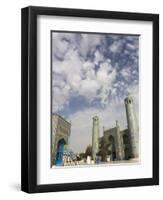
[98,140,111,162]
[79,152,85,159]
[85,145,92,157]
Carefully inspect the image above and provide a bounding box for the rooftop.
[52,113,71,125]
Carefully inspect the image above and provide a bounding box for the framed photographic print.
[21,6,159,193]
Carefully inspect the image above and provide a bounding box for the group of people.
[62,153,82,166]
[62,153,102,166]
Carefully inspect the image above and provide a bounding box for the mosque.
[51,95,139,166]
[92,95,139,162]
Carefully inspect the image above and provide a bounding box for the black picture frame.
[21,6,159,193]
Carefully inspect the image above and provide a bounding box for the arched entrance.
[124,147,130,160]
[108,135,116,161]
[55,139,66,166]
[123,134,130,160]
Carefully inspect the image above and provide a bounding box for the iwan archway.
[108,135,116,161]
[55,138,66,166]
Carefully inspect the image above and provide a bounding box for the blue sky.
[52,32,139,153]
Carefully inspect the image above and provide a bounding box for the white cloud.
[79,79,100,102]
[83,61,96,79]
[52,86,70,112]
[52,32,139,119]
[94,50,104,65]
[97,62,116,84]
[120,68,131,81]
[126,43,136,50]
[78,34,103,57]
[109,40,123,53]
[52,37,118,112]
[52,33,70,59]
[52,48,84,111]
[96,61,117,106]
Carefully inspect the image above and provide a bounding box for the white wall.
[0,0,161,199]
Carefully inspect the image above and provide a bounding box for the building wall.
[99,127,132,161]
[102,127,124,161]
[99,127,135,161]
[51,114,71,166]
[120,129,132,160]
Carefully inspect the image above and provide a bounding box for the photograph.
[21,6,159,193]
[51,31,139,167]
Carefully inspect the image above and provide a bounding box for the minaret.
[92,116,99,161]
[115,120,124,160]
[124,96,139,158]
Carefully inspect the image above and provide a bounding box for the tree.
[85,145,92,157]
[98,139,110,162]
[79,152,85,159]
